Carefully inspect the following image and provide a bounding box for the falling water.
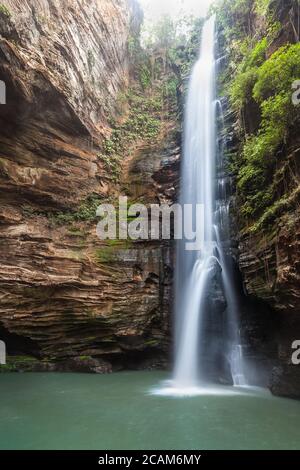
[170,15,247,393]
[215,226,247,387]
[173,15,217,390]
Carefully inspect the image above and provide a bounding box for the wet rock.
[271,366,300,399]
[58,357,113,374]
[199,257,232,384]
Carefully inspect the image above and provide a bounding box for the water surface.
[0,371,299,450]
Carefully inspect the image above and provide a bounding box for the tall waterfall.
[171,15,247,393]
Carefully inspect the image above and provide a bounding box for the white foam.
[149,380,255,398]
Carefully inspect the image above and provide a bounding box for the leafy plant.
[140,64,151,90]
[217,0,300,227]
[253,44,300,102]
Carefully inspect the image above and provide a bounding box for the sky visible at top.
[138,0,214,22]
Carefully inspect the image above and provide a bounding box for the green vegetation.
[237,44,300,219]
[43,195,104,226]
[163,76,179,100]
[144,339,159,347]
[21,197,103,225]
[94,246,118,264]
[140,64,151,90]
[254,0,272,16]
[95,249,116,264]
[0,356,39,372]
[217,0,300,230]
[0,4,11,17]
[128,34,140,59]
[248,185,300,233]
[94,238,133,264]
[22,13,199,233]
[229,38,267,108]
[98,91,161,180]
[142,14,203,78]
[68,226,86,237]
[78,356,92,361]
[253,44,300,101]
[98,16,197,182]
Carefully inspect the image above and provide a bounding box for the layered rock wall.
[220,0,300,397]
[0,0,176,371]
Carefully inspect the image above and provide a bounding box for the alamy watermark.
[96,197,205,251]
[0,80,6,104]
[291,340,300,365]
[0,340,6,365]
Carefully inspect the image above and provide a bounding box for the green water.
[0,371,300,450]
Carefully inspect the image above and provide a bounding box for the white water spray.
[171,16,247,393]
[173,16,216,389]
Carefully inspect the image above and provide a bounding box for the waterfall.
[171,15,247,393]
[173,15,216,389]
[215,226,247,387]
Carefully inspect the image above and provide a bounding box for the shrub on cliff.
[217,0,300,229]
[253,44,300,101]
[238,44,300,217]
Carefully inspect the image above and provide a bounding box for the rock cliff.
[0,0,178,371]
[219,0,300,397]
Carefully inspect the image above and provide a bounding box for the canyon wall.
[0,0,178,372]
[2,0,299,402]
[240,1,300,398]
[219,0,300,397]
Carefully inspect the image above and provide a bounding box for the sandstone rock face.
[1,0,134,136]
[239,205,300,316]
[232,2,300,396]
[239,158,300,396]
[0,0,138,210]
[0,0,176,371]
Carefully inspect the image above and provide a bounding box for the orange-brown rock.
[0,0,177,371]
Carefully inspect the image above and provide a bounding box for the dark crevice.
[0,324,41,358]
